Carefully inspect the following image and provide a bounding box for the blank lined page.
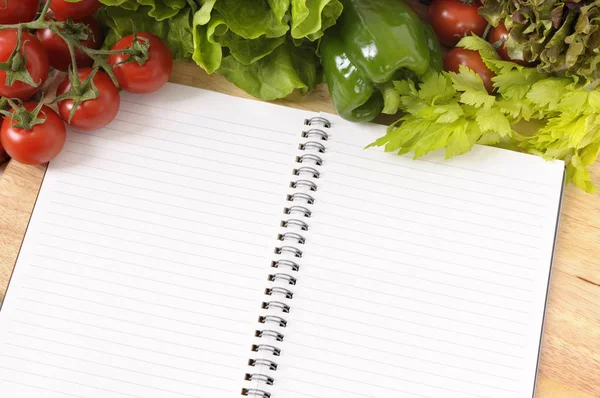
[0,84,313,398]
[272,113,564,398]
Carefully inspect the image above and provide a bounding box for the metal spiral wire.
[242,116,330,397]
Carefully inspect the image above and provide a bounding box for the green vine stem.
[0,0,150,90]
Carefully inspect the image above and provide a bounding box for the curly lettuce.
[97,0,342,100]
[480,0,600,87]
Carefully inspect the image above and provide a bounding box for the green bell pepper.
[320,0,443,122]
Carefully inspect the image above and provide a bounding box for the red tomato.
[108,33,173,94]
[50,0,101,19]
[0,102,66,165]
[56,68,120,131]
[444,47,496,94]
[488,23,532,66]
[0,30,50,100]
[0,0,39,24]
[36,14,102,72]
[428,0,488,47]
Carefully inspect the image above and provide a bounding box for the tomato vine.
[0,0,172,166]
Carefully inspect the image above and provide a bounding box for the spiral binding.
[242,116,330,397]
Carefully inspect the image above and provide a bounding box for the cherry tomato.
[50,0,101,19]
[0,102,66,165]
[428,0,488,47]
[0,0,39,24]
[108,33,173,94]
[444,47,496,94]
[0,30,50,100]
[488,23,532,66]
[37,13,102,72]
[57,68,120,131]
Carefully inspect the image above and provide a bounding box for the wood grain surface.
[1,62,599,398]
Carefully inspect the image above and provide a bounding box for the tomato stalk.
[51,35,101,123]
[0,98,47,130]
[0,27,43,89]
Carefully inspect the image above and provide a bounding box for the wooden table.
[1,62,599,398]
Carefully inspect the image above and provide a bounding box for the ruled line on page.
[294,315,523,350]
[285,363,495,398]
[322,180,545,219]
[48,200,271,238]
[277,377,376,398]
[3,345,235,386]
[9,326,241,362]
[6,335,239,373]
[294,324,524,362]
[102,120,292,152]
[54,178,275,218]
[13,312,245,353]
[0,359,227,398]
[277,389,326,398]
[5,344,236,383]
[58,160,282,206]
[294,302,526,344]
[47,207,272,243]
[328,149,549,195]
[37,235,263,271]
[21,281,251,327]
[291,331,521,370]
[297,299,528,336]
[66,140,286,176]
[114,112,293,145]
[17,304,245,347]
[298,282,530,324]
[36,241,263,274]
[19,294,245,338]
[32,254,261,295]
[63,148,284,188]
[303,266,532,303]
[0,365,152,398]
[9,319,238,368]
[308,251,533,291]
[286,344,518,383]
[42,223,267,259]
[296,293,526,337]
[50,185,275,227]
[327,166,545,204]
[316,220,538,261]
[328,141,553,187]
[33,251,261,283]
[319,196,542,237]
[18,288,248,337]
[311,242,535,281]
[316,230,536,269]
[27,265,256,307]
[286,352,517,388]
[69,131,288,168]
[316,204,541,249]
[0,378,85,398]
[119,98,297,136]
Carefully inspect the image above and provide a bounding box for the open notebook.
[0,83,565,398]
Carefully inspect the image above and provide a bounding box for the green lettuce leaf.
[217,39,318,101]
[99,0,341,100]
[290,0,344,41]
[97,5,196,60]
